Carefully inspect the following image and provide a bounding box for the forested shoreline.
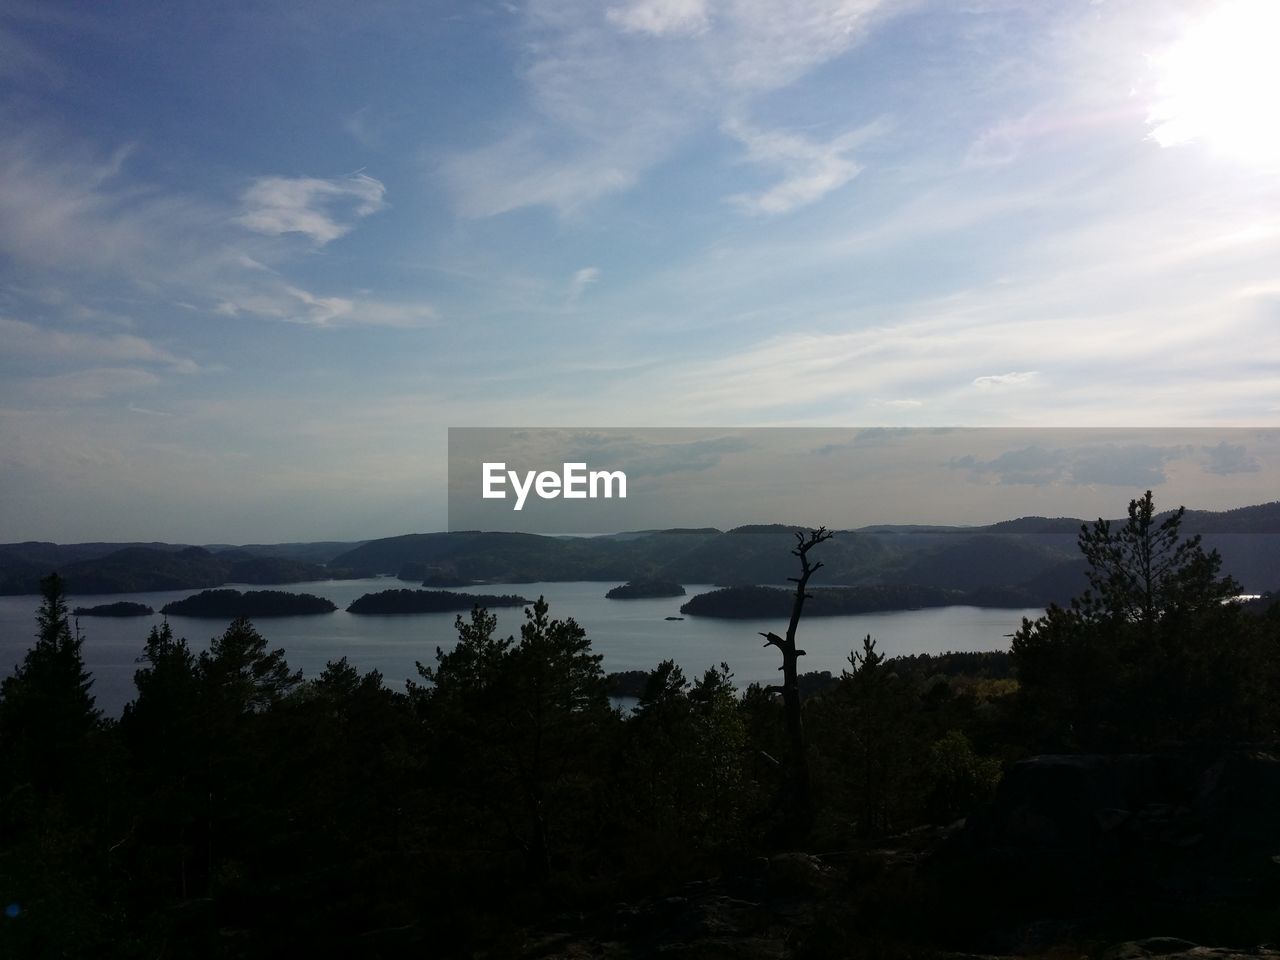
[2,493,1280,956]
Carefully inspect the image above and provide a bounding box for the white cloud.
[441,133,650,218]
[973,371,1039,389]
[606,0,709,36]
[0,126,425,330]
[441,0,895,216]
[19,367,162,403]
[723,117,883,214]
[0,316,199,373]
[568,266,601,302]
[236,173,386,245]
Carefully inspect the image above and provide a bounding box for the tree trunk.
[761,528,831,842]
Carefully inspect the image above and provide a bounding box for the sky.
[2,0,1278,543]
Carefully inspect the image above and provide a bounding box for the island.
[160,589,337,618]
[72,601,154,617]
[605,580,687,599]
[679,584,966,618]
[605,670,650,698]
[346,589,531,615]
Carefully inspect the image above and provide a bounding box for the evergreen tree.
[198,615,301,716]
[123,620,200,764]
[1013,491,1252,747]
[417,598,612,883]
[0,573,100,792]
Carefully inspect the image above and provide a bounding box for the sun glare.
[1147,0,1280,165]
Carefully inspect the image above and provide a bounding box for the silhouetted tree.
[616,661,746,878]
[124,620,200,764]
[841,634,909,837]
[1013,491,1252,747]
[0,574,109,955]
[1076,491,1238,633]
[417,598,612,883]
[759,527,831,841]
[0,573,100,793]
[199,615,302,716]
[121,621,203,901]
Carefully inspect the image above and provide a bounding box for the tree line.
[1,491,1278,956]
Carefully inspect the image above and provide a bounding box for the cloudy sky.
[2,0,1278,542]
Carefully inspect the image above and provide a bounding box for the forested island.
[681,583,970,617]
[72,601,154,617]
[160,589,337,618]
[346,588,531,614]
[605,579,686,599]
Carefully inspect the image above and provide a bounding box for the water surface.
[0,579,1041,715]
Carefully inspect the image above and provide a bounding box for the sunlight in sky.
[1,0,1278,540]
[1147,0,1280,165]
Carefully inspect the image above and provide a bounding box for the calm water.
[0,579,1042,715]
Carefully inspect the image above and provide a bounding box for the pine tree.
[1012,491,1250,747]
[0,573,100,792]
[417,598,611,882]
[198,615,301,716]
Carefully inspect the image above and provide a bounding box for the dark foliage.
[2,495,1279,956]
[681,582,968,617]
[346,588,531,614]
[605,579,686,599]
[161,588,337,617]
[1011,491,1268,750]
[72,600,154,616]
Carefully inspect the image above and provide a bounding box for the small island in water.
[347,589,531,615]
[73,601,155,617]
[161,589,337,618]
[605,580,687,600]
[680,584,968,618]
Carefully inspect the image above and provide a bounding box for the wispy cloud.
[213,286,437,329]
[568,266,601,302]
[236,173,386,245]
[441,0,894,216]
[606,0,709,36]
[0,316,199,373]
[0,126,428,330]
[723,117,883,215]
[973,371,1039,389]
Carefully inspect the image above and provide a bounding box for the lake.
[0,579,1043,715]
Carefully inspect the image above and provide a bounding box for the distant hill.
[0,543,355,596]
[330,529,723,583]
[870,534,1077,593]
[652,526,891,586]
[203,541,365,564]
[6,499,1277,600]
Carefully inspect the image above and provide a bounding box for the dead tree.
[760,526,832,841]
